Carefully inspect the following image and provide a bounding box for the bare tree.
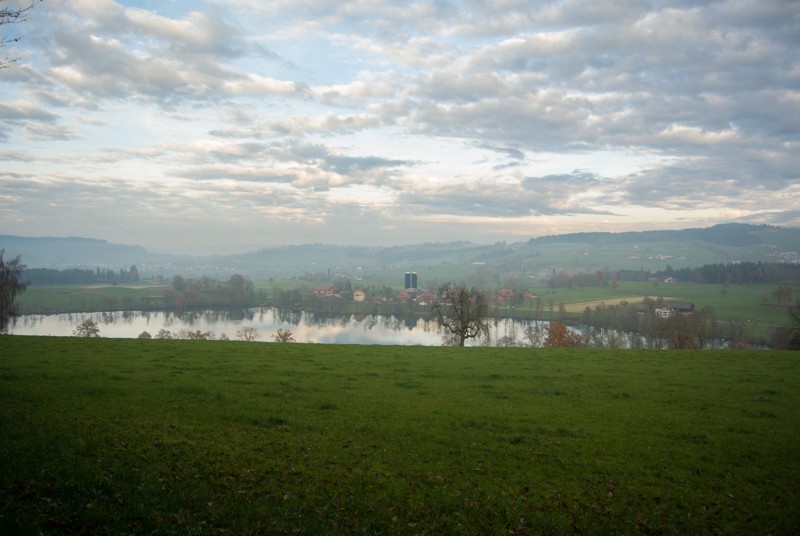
[236,326,260,342]
[0,249,27,333]
[155,328,174,339]
[273,328,295,343]
[1,1,42,69]
[432,283,490,346]
[73,318,100,337]
[185,329,211,340]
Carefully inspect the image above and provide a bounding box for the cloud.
[0,0,797,252]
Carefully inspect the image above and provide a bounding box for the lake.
[8,308,538,346]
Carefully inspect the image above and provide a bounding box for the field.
[2,337,799,534]
[507,281,797,340]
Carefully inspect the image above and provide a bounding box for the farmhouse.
[655,301,696,318]
[314,285,337,297]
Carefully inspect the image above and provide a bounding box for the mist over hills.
[2,224,799,280]
[0,236,151,267]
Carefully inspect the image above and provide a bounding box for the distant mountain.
[529,223,775,248]
[3,224,799,279]
[0,236,149,267]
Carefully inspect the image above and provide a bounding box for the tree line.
[547,262,800,288]
[25,265,140,286]
[168,274,258,309]
[654,262,800,285]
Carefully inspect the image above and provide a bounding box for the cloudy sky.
[1,0,798,254]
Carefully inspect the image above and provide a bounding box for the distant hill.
[529,223,775,248]
[0,236,149,267]
[3,224,799,280]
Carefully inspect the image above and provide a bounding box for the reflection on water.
[10,308,477,346]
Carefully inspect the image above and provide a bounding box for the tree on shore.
[0,250,27,333]
[432,283,490,346]
[542,322,584,348]
[73,319,100,337]
[237,327,260,342]
[273,328,295,343]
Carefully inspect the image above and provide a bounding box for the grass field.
[1,337,798,534]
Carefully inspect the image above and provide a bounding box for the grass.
[17,284,168,313]
[1,337,799,534]
[504,281,798,340]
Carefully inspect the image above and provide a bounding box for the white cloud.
[0,0,797,253]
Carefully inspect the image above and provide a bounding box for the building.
[655,301,696,318]
[353,289,366,302]
[314,285,336,297]
[404,272,418,289]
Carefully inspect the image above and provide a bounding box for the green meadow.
[1,337,799,534]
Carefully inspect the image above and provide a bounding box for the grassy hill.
[2,337,798,534]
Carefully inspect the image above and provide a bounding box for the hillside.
[2,224,799,280]
[2,337,799,534]
[0,235,150,267]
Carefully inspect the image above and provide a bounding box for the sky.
[1,0,798,255]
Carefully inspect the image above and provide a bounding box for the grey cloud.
[739,209,800,226]
[322,154,413,175]
[0,102,58,122]
[209,112,384,139]
[270,142,416,183]
[402,1,798,162]
[475,143,526,160]
[522,170,609,190]
[159,139,417,190]
[401,172,617,218]
[170,166,296,184]
[24,123,79,141]
[33,3,294,107]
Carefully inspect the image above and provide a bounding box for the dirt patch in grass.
[563,296,676,312]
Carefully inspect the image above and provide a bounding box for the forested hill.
[0,236,149,266]
[528,223,785,248]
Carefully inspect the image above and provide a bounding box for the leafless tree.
[185,329,212,340]
[432,283,490,346]
[156,328,174,339]
[236,326,260,342]
[73,318,100,337]
[273,328,295,343]
[1,249,27,333]
[1,1,42,69]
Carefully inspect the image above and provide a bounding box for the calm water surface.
[10,308,533,346]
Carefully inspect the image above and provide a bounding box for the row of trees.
[655,262,800,285]
[73,318,297,343]
[25,265,140,286]
[543,262,800,289]
[169,274,257,309]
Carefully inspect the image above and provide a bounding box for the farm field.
[520,281,796,329]
[1,337,798,534]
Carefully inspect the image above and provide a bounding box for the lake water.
[8,308,538,346]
